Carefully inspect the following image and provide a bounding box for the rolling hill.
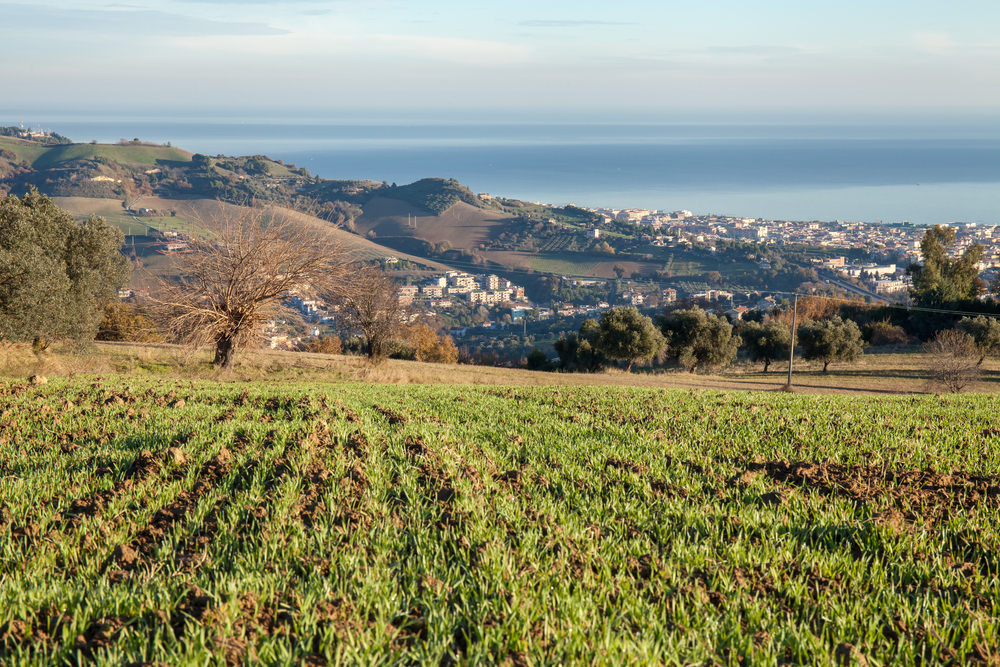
[0,128,668,287]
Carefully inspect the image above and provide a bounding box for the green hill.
[0,137,193,168]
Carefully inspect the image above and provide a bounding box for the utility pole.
[787,293,798,387]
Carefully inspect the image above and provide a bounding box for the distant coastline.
[5,116,1000,225]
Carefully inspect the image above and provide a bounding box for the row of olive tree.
[553,306,875,374]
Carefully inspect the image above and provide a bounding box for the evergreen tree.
[0,189,128,345]
[908,226,984,306]
[740,319,790,372]
[597,307,665,371]
[798,316,864,372]
[658,307,741,373]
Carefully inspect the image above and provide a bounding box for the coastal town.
[120,198,1000,352]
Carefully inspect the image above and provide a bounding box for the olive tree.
[0,189,128,347]
[740,319,790,373]
[797,316,864,372]
[658,307,741,373]
[596,306,665,371]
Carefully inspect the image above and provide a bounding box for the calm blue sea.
[7,114,1000,224]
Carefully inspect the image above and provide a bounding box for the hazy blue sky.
[5,0,1000,117]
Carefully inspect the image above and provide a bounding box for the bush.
[923,328,979,392]
[865,319,909,347]
[956,315,1000,366]
[554,319,605,372]
[526,348,551,371]
[301,335,342,355]
[406,324,459,364]
[96,301,162,343]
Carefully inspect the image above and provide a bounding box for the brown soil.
[296,456,334,528]
[743,460,1000,522]
[404,435,429,457]
[375,405,408,426]
[108,448,232,579]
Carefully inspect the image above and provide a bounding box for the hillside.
[2,373,998,663]
[0,128,840,295]
[0,138,194,169]
[0,130,630,287]
[52,197,455,282]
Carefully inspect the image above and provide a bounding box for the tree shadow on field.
[4,434,176,478]
[776,518,1000,581]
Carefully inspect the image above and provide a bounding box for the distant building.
[397,285,418,305]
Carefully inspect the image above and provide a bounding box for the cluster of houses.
[583,206,1000,269]
[149,228,190,255]
[397,271,528,309]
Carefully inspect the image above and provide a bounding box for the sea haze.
[9,115,1000,225]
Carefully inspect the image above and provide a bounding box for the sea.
[7,112,1000,225]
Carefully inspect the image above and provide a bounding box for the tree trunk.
[763,360,770,373]
[626,360,633,372]
[688,364,697,374]
[214,335,235,369]
[823,360,830,373]
[978,355,985,367]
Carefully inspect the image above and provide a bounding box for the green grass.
[0,138,192,168]
[0,138,49,164]
[1,376,999,664]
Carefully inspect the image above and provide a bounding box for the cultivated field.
[1,375,998,664]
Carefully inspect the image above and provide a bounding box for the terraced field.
[1,377,999,664]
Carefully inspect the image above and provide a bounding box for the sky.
[4,0,1000,118]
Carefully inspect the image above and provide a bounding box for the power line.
[764,288,1000,320]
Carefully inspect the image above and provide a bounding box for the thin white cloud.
[518,19,635,28]
[169,31,535,66]
[913,32,957,52]
[0,2,288,36]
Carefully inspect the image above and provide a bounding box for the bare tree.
[923,328,980,393]
[335,264,407,361]
[149,204,347,368]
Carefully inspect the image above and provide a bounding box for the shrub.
[923,328,979,392]
[526,348,551,371]
[865,319,909,347]
[956,315,1000,366]
[96,301,162,343]
[302,335,342,355]
[406,324,459,364]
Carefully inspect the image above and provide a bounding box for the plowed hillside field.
[1,377,999,665]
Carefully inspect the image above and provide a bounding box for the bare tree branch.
[147,203,348,368]
[331,264,408,361]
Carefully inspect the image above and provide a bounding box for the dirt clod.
[165,447,187,466]
[113,544,139,567]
